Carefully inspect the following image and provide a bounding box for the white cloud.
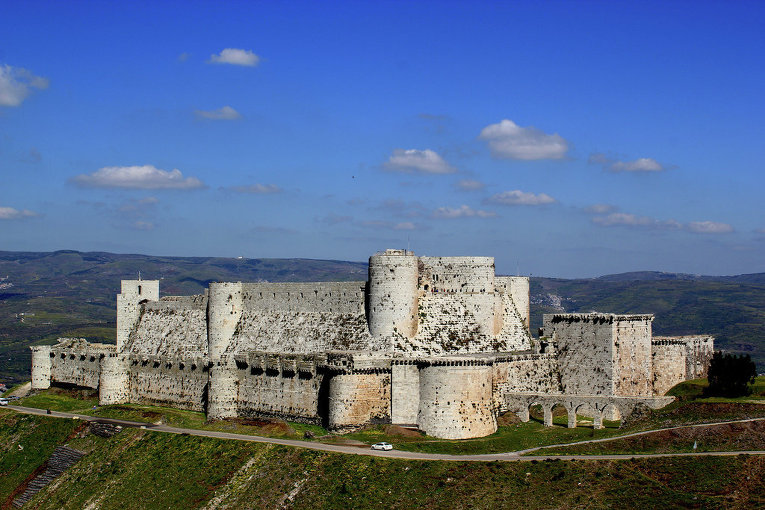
[456,179,485,191]
[229,183,281,194]
[432,205,496,219]
[208,48,260,67]
[195,106,241,120]
[384,149,455,174]
[71,165,205,190]
[584,203,617,214]
[131,221,155,231]
[0,64,49,107]
[479,119,568,160]
[486,190,556,206]
[360,219,424,230]
[686,221,734,234]
[0,206,38,219]
[118,196,160,213]
[591,212,673,228]
[589,153,665,173]
[318,214,352,225]
[588,208,732,234]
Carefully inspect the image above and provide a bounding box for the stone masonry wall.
[613,317,653,397]
[235,352,327,424]
[494,354,561,408]
[544,314,616,395]
[127,296,208,358]
[48,339,116,389]
[127,355,208,411]
[328,371,391,429]
[651,340,687,396]
[417,361,496,439]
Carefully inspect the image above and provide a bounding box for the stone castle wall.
[126,355,208,411]
[651,339,687,396]
[651,335,715,395]
[234,352,327,424]
[126,296,208,358]
[29,250,715,440]
[613,317,653,397]
[543,314,616,395]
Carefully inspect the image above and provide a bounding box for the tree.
[705,351,757,397]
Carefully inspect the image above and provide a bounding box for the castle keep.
[30,249,714,439]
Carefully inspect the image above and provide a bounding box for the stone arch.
[603,402,621,424]
[525,400,545,424]
[574,401,597,429]
[549,402,568,427]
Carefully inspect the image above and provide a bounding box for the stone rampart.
[228,310,378,354]
[127,354,208,411]
[100,354,130,405]
[47,339,115,389]
[418,256,495,294]
[234,352,327,424]
[126,296,208,358]
[496,276,530,327]
[241,282,366,314]
[651,339,687,395]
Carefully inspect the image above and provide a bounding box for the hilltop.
[1,250,762,384]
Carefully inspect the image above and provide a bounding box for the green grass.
[19,384,765,458]
[19,388,328,440]
[0,409,82,501]
[668,376,765,402]
[3,410,765,509]
[531,379,765,456]
[20,389,99,413]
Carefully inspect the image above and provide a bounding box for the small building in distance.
[31,249,714,439]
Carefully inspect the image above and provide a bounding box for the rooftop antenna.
[516,261,519,277]
[138,271,141,281]
[407,235,410,253]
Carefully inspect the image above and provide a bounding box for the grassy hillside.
[1,408,764,509]
[1,250,763,384]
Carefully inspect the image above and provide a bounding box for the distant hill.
[0,250,762,384]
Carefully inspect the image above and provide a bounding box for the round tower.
[207,282,244,360]
[367,250,419,338]
[99,354,130,405]
[30,346,52,390]
[417,360,497,439]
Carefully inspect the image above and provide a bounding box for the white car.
[0,399,8,406]
[371,442,393,451]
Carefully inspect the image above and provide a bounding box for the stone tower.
[116,279,159,352]
[367,249,419,339]
[206,282,244,419]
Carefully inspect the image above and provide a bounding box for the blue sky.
[1,0,764,277]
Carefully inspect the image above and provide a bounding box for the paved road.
[7,405,765,462]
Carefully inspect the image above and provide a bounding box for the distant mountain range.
[1,250,762,384]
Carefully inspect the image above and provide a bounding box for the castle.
[30,249,714,439]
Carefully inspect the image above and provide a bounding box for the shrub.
[705,351,757,397]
